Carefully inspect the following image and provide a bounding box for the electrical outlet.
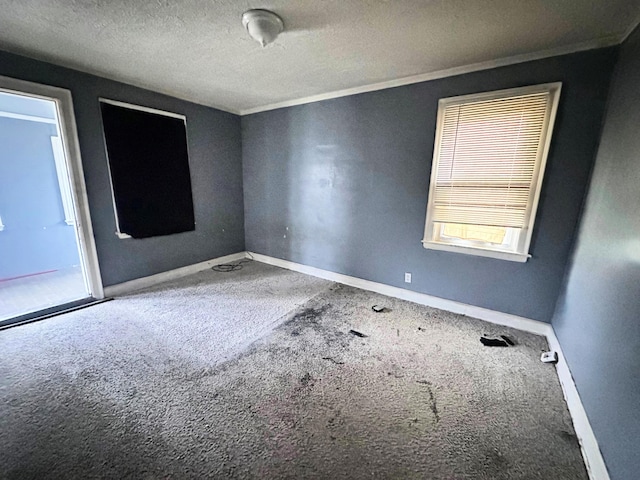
[404,272,412,283]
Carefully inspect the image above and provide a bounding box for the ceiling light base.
[242,9,284,47]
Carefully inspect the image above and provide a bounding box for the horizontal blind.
[431,92,550,228]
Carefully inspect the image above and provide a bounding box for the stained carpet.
[0,261,587,479]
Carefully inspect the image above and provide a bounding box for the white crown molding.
[2,30,629,118]
[103,251,246,297]
[240,36,620,115]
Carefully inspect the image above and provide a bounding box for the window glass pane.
[442,223,507,244]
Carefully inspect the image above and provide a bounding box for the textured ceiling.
[0,0,638,114]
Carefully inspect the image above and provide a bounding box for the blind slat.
[429,89,552,229]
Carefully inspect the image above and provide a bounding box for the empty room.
[0,2,639,479]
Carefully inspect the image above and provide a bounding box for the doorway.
[0,76,102,326]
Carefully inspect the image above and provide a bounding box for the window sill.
[422,240,530,263]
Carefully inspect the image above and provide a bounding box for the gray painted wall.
[0,51,244,287]
[552,28,640,480]
[243,48,617,322]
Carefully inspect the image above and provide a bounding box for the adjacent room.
[0,2,639,479]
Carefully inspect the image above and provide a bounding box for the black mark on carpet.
[287,305,338,342]
[322,357,345,365]
[286,303,351,348]
[300,373,313,386]
[291,305,329,325]
[480,335,515,347]
[349,329,368,338]
[427,389,439,422]
[418,381,439,422]
[327,410,343,430]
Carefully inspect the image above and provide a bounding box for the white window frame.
[422,82,562,262]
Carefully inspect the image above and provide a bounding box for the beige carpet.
[0,261,586,479]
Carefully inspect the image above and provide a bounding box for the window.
[99,99,194,239]
[422,83,561,262]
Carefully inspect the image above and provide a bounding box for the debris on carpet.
[349,329,368,338]
[322,356,345,365]
[480,334,515,347]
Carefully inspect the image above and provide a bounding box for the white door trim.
[0,74,104,299]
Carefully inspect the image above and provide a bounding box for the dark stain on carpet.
[288,305,329,336]
[417,380,439,422]
[286,303,353,350]
[322,356,345,365]
[300,372,313,386]
[290,305,329,325]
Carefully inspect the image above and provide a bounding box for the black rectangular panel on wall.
[100,100,195,239]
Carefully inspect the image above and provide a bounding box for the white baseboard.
[546,330,610,480]
[247,251,609,480]
[103,252,246,297]
[247,252,551,337]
